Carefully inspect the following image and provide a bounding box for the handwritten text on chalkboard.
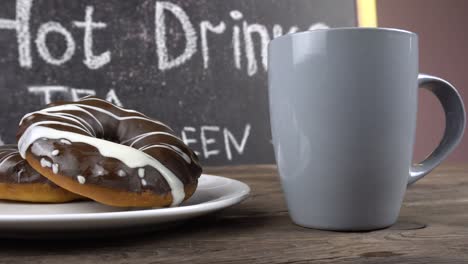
[0,0,328,162]
[0,0,357,165]
[0,0,327,73]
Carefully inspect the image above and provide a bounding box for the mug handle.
[408,74,466,185]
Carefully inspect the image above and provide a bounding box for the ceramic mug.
[268,28,466,231]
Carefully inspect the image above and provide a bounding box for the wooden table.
[1,165,468,263]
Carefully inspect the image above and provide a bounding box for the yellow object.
[357,0,378,27]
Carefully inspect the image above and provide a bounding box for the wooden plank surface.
[1,165,468,263]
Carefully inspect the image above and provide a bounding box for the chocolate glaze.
[0,144,59,186]
[17,97,202,196]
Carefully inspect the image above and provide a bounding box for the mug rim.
[272,27,417,42]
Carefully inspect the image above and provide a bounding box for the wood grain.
[1,164,468,263]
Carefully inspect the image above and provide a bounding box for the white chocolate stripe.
[26,121,92,136]
[2,149,18,157]
[18,126,185,206]
[0,153,18,168]
[0,151,18,160]
[125,131,182,147]
[0,150,15,156]
[76,104,171,129]
[0,148,18,151]
[12,159,26,167]
[20,105,105,134]
[49,112,96,136]
[139,144,191,164]
[0,147,19,151]
[79,97,153,116]
[28,112,95,136]
[24,103,171,131]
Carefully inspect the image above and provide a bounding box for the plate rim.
[0,173,250,221]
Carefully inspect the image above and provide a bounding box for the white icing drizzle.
[27,112,95,136]
[79,97,165,125]
[20,105,104,134]
[56,112,96,135]
[17,168,24,183]
[18,126,185,205]
[52,163,59,174]
[139,144,191,163]
[138,168,145,178]
[123,131,181,146]
[60,139,72,145]
[0,147,19,151]
[124,131,191,164]
[12,159,26,167]
[77,175,86,184]
[0,151,17,161]
[27,120,92,136]
[79,97,140,113]
[0,150,17,156]
[0,152,18,168]
[26,102,169,130]
[117,169,126,177]
[76,104,171,129]
[40,158,52,168]
[49,113,97,136]
[80,95,94,100]
[51,149,60,156]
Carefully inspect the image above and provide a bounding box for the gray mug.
[268,28,465,231]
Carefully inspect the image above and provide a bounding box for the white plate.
[0,174,250,238]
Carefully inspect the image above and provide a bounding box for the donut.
[0,144,82,203]
[17,97,202,207]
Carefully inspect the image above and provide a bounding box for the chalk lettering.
[224,124,251,160]
[272,25,299,38]
[28,85,69,104]
[272,25,282,39]
[243,22,269,76]
[230,10,243,69]
[272,25,282,38]
[309,22,329,30]
[73,6,111,69]
[35,22,75,65]
[200,21,226,69]
[155,1,197,71]
[200,126,220,158]
[29,85,122,106]
[0,0,32,68]
[106,89,123,106]
[230,10,243,20]
[181,126,200,156]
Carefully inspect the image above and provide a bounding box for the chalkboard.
[0,0,356,165]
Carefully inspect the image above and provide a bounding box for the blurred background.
[375,0,468,163]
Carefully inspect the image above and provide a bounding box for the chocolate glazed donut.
[17,97,202,207]
[0,145,82,202]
